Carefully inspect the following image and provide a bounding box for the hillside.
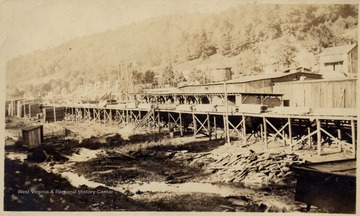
[6,4,358,99]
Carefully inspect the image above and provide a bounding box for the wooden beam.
[227,119,243,137]
[263,117,268,148]
[194,115,209,136]
[265,119,288,140]
[337,129,342,152]
[192,112,196,137]
[53,106,57,122]
[242,114,246,145]
[207,113,211,140]
[214,116,217,139]
[126,109,129,124]
[180,112,183,137]
[157,110,161,133]
[308,127,312,148]
[288,117,292,146]
[351,118,356,158]
[317,118,321,156]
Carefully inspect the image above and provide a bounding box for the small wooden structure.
[43,106,65,122]
[22,125,43,148]
[292,159,356,213]
[22,103,42,118]
[319,43,357,77]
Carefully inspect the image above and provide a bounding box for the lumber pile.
[189,151,305,185]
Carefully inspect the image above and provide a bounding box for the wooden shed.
[319,44,357,77]
[22,103,43,118]
[273,78,357,108]
[22,125,43,148]
[43,106,66,122]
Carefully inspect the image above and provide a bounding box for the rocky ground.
[4,116,345,212]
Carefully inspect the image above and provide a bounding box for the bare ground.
[4,116,343,212]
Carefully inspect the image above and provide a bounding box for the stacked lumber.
[193,151,305,185]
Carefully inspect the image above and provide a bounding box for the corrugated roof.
[319,44,357,56]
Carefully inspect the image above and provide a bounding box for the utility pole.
[224,81,230,145]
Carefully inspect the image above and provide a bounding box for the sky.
[0,0,356,61]
[0,0,246,61]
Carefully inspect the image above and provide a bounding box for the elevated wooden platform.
[55,103,357,157]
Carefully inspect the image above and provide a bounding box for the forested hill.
[6,4,358,98]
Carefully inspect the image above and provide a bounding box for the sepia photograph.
[1,0,358,214]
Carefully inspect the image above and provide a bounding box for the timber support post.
[179,112,183,137]
[317,118,321,156]
[207,113,211,140]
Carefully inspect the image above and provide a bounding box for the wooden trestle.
[62,105,357,157]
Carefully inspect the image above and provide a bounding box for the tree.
[199,31,216,59]
[144,70,155,84]
[132,70,143,84]
[238,49,263,75]
[159,66,175,87]
[276,39,298,68]
[307,23,335,54]
[188,69,210,84]
[174,71,186,86]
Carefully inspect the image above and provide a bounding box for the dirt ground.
[4,116,345,212]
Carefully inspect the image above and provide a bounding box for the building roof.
[319,44,357,56]
[225,71,322,84]
[273,77,357,84]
